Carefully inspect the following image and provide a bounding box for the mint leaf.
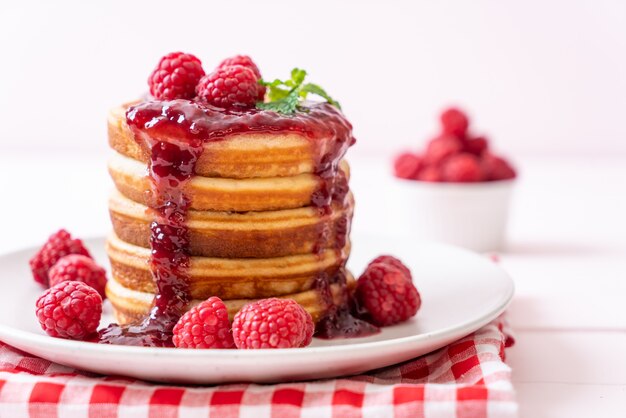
[301,83,341,109]
[259,79,289,101]
[290,68,307,86]
[267,86,291,102]
[257,67,340,114]
[259,78,282,87]
[256,87,300,114]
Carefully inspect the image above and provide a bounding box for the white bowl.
[391,178,515,252]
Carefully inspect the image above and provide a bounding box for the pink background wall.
[1,0,625,159]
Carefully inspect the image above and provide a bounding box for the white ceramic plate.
[0,234,513,384]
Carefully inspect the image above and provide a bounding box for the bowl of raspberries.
[392,107,517,252]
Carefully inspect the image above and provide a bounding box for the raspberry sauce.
[309,134,379,339]
[99,105,204,346]
[100,99,361,346]
[122,99,355,151]
[314,270,379,339]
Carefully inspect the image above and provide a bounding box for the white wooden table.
[1,152,624,417]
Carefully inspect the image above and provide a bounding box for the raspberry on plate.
[36,281,102,340]
[481,153,516,181]
[356,262,421,327]
[48,255,107,299]
[196,65,259,109]
[300,312,315,347]
[442,153,484,182]
[393,152,422,179]
[440,107,469,136]
[232,298,313,349]
[172,297,234,349]
[29,229,91,287]
[423,135,463,166]
[148,52,205,100]
[368,255,412,279]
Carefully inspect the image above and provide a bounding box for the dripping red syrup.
[97,98,374,345]
[99,107,204,346]
[310,155,379,338]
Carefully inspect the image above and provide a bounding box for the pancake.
[103,99,360,343]
[107,233,351,300]
[109,105,344,179]
[107,272,356,324]
[109,190,354,258]
[109,152,350,212]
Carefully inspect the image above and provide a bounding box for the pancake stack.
[105,100,356,327]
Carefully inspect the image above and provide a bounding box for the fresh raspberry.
[196,65,259,108]
[148,52,205,100]
[301,313,314,347]
[416,165,443,182]
[217,55,262,79]
[464,136,489,156]
[29,229,91,287]
[232,298,312,349]
[440,107,469,136]
[481,153,516,181]
[172,297,234,349]
[48,255,107,299]
[256,84,267,102]
[35,281,102,340]
[217,55,266,101]
[442,153,484,182]
[423,135,463,166]
[356,263,421,327]
[368,255,412,279]
[393,152,422,179]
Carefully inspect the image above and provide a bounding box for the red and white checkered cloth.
[0,316,515,418]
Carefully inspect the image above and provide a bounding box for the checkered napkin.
[0,317,515,418]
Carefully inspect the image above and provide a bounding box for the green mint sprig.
[256,68,341,114]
